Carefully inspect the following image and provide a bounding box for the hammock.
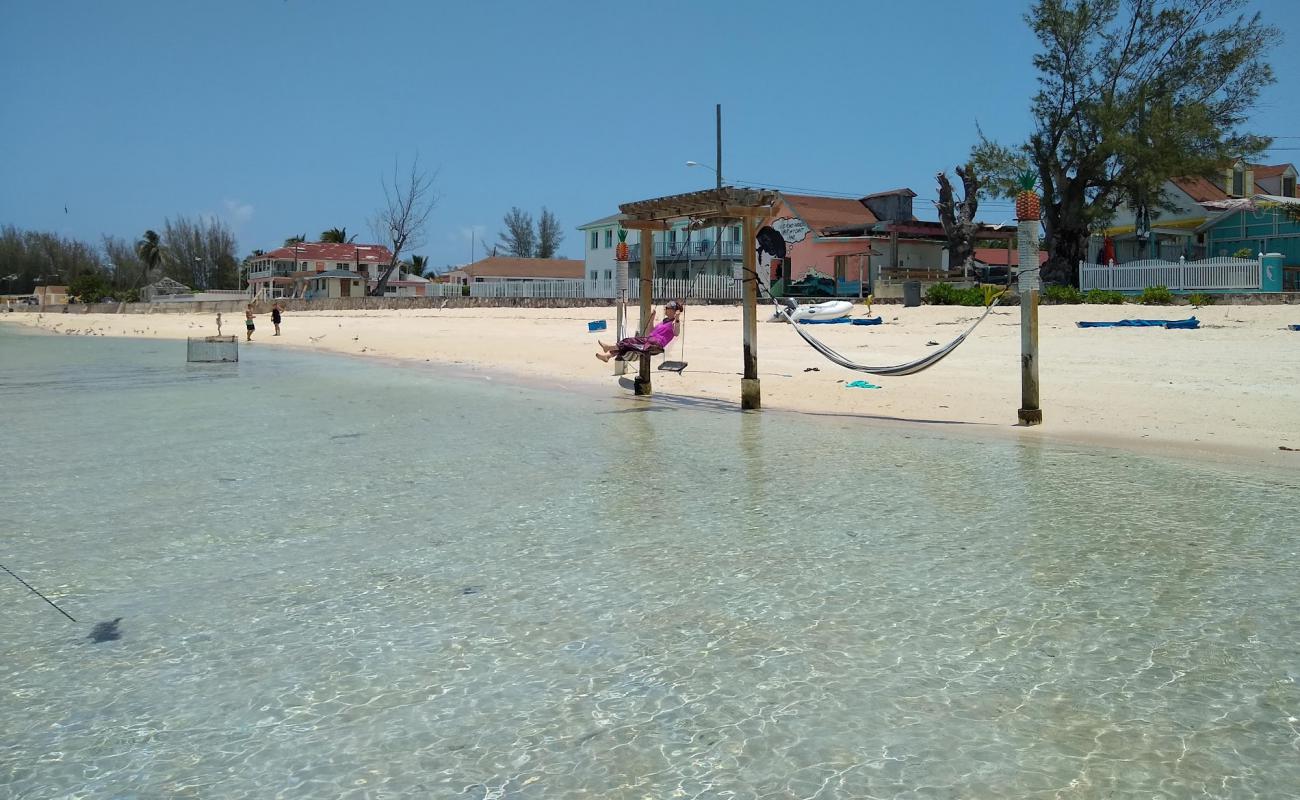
[762,275,1003,377]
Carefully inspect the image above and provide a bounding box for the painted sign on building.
[772,217,810,244]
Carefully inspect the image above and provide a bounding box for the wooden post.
[1017,219,1042,425]
[614,253,628,376]
[741,214,760,410]
[637,230,655,396]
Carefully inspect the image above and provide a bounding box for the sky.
[2,0,1297,269]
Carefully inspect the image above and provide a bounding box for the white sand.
[6,303,1298,465]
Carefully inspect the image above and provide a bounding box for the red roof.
[457,257,584,280]
[1170,176,1229,203]
[974,248,1048,267]
[1248,163,1295,179]
[779,194,877,232]
[261,243,394,263]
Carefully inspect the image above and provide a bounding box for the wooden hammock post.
[741,213,761,410]
[1017,218,1043,425]
[614,238,629,377]
[636,229,655,395]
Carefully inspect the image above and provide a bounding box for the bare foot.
[598,340,613,350]
[596,352,611,362]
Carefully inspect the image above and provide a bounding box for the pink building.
[761,189,958,292]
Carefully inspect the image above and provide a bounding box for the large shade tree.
[971,0,1277,285]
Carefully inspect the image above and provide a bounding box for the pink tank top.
[648,319,676,347]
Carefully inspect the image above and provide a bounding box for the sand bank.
[5,303,1298,465]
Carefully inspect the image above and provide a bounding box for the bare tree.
[369,156,438,295]
[102,235,145,290]
[159,216,239,289]
[935,166,981,275]
[536,207,564,258]
[498,207,535,258]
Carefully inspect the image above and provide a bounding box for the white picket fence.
[587,274,744,301]
[427,275,746,301]
[1079,255,1261,291]
[466,280,586,299]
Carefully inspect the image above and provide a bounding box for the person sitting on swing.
[596,300,683,362]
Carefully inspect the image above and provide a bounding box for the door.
[340,279,351,298]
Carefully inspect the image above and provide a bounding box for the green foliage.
[283,234,307,246]
[1138,285,1174,304]
[68,272,111,303]
[1044,284,1084,303]
[1232,247,1254,259]
[1084,289,1126,304]
[925,282,986,306]
[319,227,354,244]
[1016,170,1037,192]
[1187,292,1215,307]
[970,0,1278,284]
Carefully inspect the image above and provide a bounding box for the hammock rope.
[751,266,1006,377]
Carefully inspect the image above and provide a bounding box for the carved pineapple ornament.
[1015,171,1041,221]
[615,228,629,261]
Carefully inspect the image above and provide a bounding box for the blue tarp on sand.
[1289,324,1300,331]
[798,316,883,326]
[1077,317,1200,330]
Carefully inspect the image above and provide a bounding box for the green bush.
[68,273,110,304]
[925,282,985,306]
[1138,285,1174,305]
[1044,284,1084,303]
[1232,247,1254,259]
[1186,292,1215,307]
[1084,289,1126,304]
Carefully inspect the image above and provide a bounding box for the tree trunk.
[1044,227,1087,285]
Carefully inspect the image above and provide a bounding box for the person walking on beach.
[271,303,283,336]
[244,304,255,342]
[596,300,683,362]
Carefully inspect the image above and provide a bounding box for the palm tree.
[135,230,163,288]
[284,234,307,246]
[409,255,429,277]
[319,227,355,244]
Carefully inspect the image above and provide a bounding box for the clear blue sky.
[2,0,1296,268]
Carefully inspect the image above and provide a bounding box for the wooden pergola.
[619,187,778,409]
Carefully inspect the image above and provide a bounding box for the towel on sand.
[1077,317,1199,330]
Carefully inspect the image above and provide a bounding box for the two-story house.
[1097,161,1298,263]
[578,213,744,297]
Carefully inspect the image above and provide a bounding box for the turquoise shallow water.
[1,327,1297,799]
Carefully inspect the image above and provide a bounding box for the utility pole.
[715,103,723,282]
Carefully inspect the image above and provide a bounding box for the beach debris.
[803,367,820,372]
[308,335,325,343]
[845,380,881,389]
[926,340,940,346]
[88,618,123,643]
[1280,446,1297,452]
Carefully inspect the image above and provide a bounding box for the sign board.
[772,217,810,244]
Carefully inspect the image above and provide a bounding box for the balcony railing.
[628,240,744,262]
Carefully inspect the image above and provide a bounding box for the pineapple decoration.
[615,228,629,261]
[1015,170,1041,221]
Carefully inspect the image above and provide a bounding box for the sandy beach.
[5,303,1298,464]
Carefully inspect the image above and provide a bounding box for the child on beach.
[596,300,683,362]
[271,303,283,336]
[245,304,255,342]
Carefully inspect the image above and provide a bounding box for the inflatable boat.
[770,299,855,323]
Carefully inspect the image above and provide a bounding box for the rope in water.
[1,562,77,622]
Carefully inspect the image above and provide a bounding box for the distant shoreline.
[4,306,1297,472]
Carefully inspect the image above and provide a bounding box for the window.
[669,230,677,244]
[590,231,599,249]
[604,270,612,280]
[337,262,350,270]
[590,271,597,281]
[732,227,741,243]
[1232,167,1244,196]
[604,229,612,247]
[1284,175,1296,198]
